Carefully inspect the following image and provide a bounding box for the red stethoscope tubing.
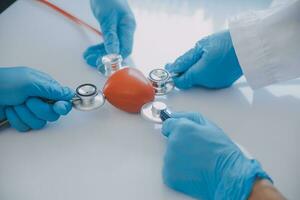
[36,0,102,36]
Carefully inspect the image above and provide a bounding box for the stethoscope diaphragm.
[72,83,105,111]
[100,54,123,77]
[141,101,171,124]
[148,69,177,96]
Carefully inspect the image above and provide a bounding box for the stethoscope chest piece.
[141,101,171,123]
[148,69,175,96]
[73,83,105,111]
[100,54,123,77]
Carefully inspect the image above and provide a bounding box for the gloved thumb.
[53,101,73,115]
[173,56,206,89]
[170,112,206,125]
[165,44,203,74]
[172,72,194,90]
[162,118,180,137]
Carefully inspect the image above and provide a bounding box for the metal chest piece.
[73,83,105,111]
[148,69,175,96]
[100,54,123,77]
[141,101,171,123]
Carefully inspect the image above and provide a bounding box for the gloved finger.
[83,44,104,59]
[165,45,203,74]
[119,15,136,59]
[53,101,72,116]
[96,57,107,74]
[162,118,180,137]
[172,71,194,90]
[28,69,75,101]
[5,107,30,132]
[86,54,99,67]
[162,117,200,138]
[26,98,59,122]
[83,44,106,67]
[86,47,107,68]
[0,106,5,120]
[14,105,46,130]
[96,55,104,67]
[172,54,207,89]
[33,70,69,88]
[170,112,206,125]
[100,14,120,54]
[31,80,75,101]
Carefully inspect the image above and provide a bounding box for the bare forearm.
[249,179,286,200]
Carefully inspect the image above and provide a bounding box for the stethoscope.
[0,55,178,128]
[148,68,179,96]
[72,83,105,111]
[141,101,172,123]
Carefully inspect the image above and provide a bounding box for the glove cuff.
[215,156,272,200]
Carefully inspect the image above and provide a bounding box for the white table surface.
[0,0,299,199]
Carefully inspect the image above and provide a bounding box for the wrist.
[215,152,271,200]
[249,179,286,200]
[228,30,243,76]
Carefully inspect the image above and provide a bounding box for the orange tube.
[36,0,102,36]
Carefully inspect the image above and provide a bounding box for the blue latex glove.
[0,67,74,132]
[0,106,5,121]
[84,0,136,68]
[166,31,243,89]
[162,112,271,200]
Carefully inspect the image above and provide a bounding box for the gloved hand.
[0,67,74,132]
[84,0,136,68]
[165,31,243,89]
[162,112,271,200]
[0,106,5,121]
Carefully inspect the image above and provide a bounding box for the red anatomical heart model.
[103,68,155,113]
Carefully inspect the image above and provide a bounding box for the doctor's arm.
[229,0,300,89]
[161,112,285,200]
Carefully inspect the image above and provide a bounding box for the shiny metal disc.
[154,82,174,96]
[141,101,168,123]
[73,83,106,111]
[72,94,105,111]
[149,69,170,82]
[76,83,97,96]
[101,54,123,77]
[148,69,175,96]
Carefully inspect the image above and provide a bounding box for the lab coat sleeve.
[229,0,300,89]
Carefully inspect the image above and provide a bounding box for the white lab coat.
[229,0,300,89]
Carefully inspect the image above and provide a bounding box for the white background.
[0,0,299,199]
